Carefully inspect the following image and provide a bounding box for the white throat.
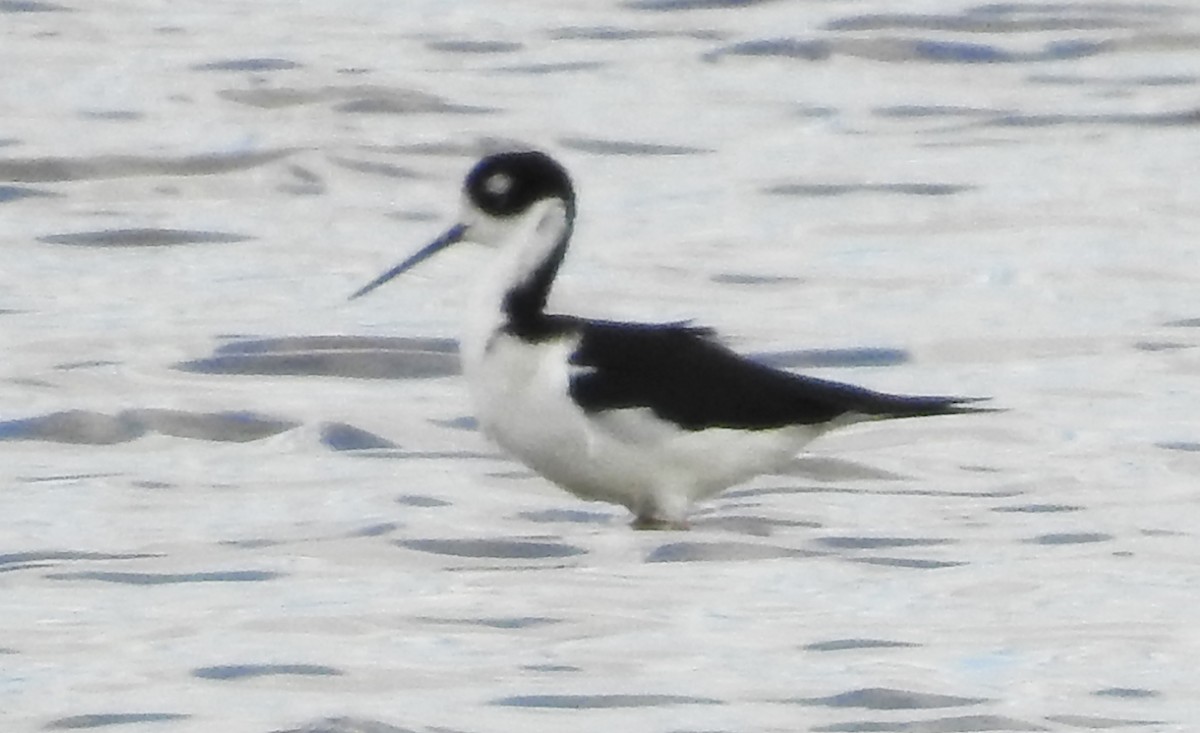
[460,197,571,367]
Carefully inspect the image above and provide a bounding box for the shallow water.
[3,1,1199,731]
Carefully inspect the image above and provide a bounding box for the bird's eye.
[484,173,513,198]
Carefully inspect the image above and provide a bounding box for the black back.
[562,318,981,431]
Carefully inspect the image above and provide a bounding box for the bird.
[350,150,990,529]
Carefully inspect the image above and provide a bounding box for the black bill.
[349,223,468,300]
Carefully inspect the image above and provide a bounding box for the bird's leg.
[630,491,692,530]
[630,515,690,531]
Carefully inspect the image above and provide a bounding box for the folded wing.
[565,318,987,431]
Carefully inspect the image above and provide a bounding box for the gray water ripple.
[430,416,478,431]
[812,715,1047,732]
[278,164,325,195]
[825,9,1146,33]
[219,336,457,355]
[79,110,142,122]
[493,693,723,708]
[691,515,822,537]
[817,536,954,550]
[39,228,250,247]
[851,557,968,570]
[396,538,587,559]
[1028,72,1199,87]
[179,335,459,380]
[0,550,160,571]
[1133,340,1191,353]
[217,85,494,115]
[0,410,146,444]
[46,570,283,584]
[365,139,524,157]
[985,108,1200,128]
[427,40,524,54]
[395,495,451,508]
[192,58,303,72]
[347,522,401,538]
[874,104,1007,119]
[805,639,921,652]
[558,137,712,156]
[628,0,778,9]
[646,541,816,563]
[2,1,72,11]
[794,687,988,710]
[0,184,57,202]
[320,422,398,451]
[1045,713,1165,728]
[764,182,974,197]
[496,61,608,75]
[193,663,343,680]
[550,26,725,41]
[179,350,454,379]
[132,409,298,442]
[705,36,1111,64]
[1155,441,1200,452]
[1164,317,1200,327]
[1093,687,1159,698]
[992,503,1083,513]
[703,38,831,62]
[0,149,294,182]
[44,713,190,729]
[741,485,1021,499]
[417,616,561,629]
[709,273,800,285]
[517,508,614,524]
[328,156,423,180]
[270,718,420,733]
[335,96,496,116]
[0,409,298,444]
[1026,532,1114,545]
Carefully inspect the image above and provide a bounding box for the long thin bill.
[349,223,467,300]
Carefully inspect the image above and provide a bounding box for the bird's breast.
[461,328,581,438]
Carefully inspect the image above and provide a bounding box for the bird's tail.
[862,394,998,420]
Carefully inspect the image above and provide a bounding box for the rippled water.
[3,1,1199,731]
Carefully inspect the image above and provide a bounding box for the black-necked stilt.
[352,150,990,529]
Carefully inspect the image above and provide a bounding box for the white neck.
[460,197,571,369]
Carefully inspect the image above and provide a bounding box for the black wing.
[564,318,986,431]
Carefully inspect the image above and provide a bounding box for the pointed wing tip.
[874,395,1002,420]
[937,396,1004,416]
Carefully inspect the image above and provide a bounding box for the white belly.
[460,330,823,522]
